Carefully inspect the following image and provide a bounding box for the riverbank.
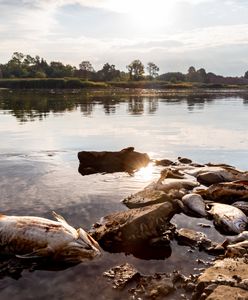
[0,78,248,90]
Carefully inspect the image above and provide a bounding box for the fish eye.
[238,222,246,230]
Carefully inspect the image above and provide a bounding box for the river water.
[0,89,248,299]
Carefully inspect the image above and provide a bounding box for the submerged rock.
[104,264,186,299]
[78,147,150,175]
[175,228,220,254]
[176,228,208,246]
[132,273,175,299]
[103,263,139,289]
[90,200,180,254]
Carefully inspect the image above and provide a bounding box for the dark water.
[0,89,248,299]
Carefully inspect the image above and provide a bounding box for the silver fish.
[227,240,248,249]
[156,178,199,193]
[181,193,207,217]
[208,203,247,234]
[0,212,101,262]
[232,201,248,216]
[226,231,248,244]
[197,181,248,203]
[186,166,248,182]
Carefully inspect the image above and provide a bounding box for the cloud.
[0,0,248,75]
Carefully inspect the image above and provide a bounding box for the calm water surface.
[0,90,248,299]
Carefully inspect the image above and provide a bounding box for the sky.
[0,0,248,76]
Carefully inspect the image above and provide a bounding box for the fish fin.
[177,199,184,210]
[16,247,53,259]
[52,211,69,225]
[77,228,101,251]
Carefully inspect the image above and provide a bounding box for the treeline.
[158,67,248,85]
[1,52,248,85]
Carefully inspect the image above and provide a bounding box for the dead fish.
[227,240,248,250]
[207,203,247,234]
[186,166,248,186]
[232,201,248,216]
[160,168,185,180]
[0,212,101,263]
[197,181,248,203]
[156,178,199,193]
[180,193,207,217]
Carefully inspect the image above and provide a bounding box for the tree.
[127,59,144,80]
[157,72,186,82]
[245,71,248,79]
[147,62,159,79]
[46,61,74,78]
[186,66,198,82]
[95,63,120,81]
[197,68,208,83]
[78,61,94,80]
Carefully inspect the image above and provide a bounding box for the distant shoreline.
[0,78,248,92]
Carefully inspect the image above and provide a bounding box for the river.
[0,89,248,299]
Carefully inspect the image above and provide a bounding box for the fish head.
[56,228,101,263]
[232,219,247,233]
[220,218,247,234]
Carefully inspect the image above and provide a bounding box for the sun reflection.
[135,163,155,181]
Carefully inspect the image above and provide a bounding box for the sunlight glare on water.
[135,163,155,181]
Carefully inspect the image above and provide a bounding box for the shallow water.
[0,90,248,299]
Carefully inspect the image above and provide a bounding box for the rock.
[78,147,150,175]
[122,188,172,209]
[206,285,248,300]
[176,228,208,245]
[90,200,179,255]
[178,157,192,164]
[175,228,216,252]
[103,263,139,289]
[131,273,175,299]
[155,159,174,166]
[193,258,248,299]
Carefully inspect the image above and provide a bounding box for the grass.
[0,78,247,90]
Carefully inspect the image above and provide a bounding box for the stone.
[122,188,172,209]
[78,147,150,175]
[131,273,175,299]
[103,263,139,289]
[90,200,179,254]
[206,285,248,300]
[193,258,248,300]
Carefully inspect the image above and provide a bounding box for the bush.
[0,78,108,89]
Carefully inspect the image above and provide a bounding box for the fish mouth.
[77,228,101,254]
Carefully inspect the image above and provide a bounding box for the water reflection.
[0,257,78,280]
[1,90,248,123]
